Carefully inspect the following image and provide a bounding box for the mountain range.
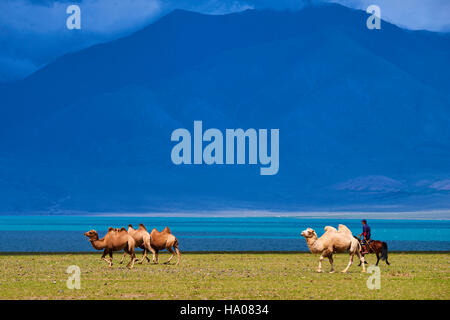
[0,3,449,214]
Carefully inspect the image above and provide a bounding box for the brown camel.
[119,224,152,264]
[301,225,366,273]
[84,227,137,269]
[149,227,181,265]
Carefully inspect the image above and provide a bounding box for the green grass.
[0,252,448,300]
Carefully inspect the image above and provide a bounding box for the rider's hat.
[361,219,367,223]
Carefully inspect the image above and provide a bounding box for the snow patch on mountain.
[335,175,404,193]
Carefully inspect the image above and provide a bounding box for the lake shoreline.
[1,250,449,255]
[2,210,450,220]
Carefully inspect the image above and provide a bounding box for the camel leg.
[101,249,112,267]
[154,250,159,264]
[148,247,157,264]
[108,251,113,268]
[128,252,136,269]
[141,237,151,263]
[342,253,354,273]
[139,249,147,264]
[119,251,127,264]
[125,246,136,269]
[317,254,324,273]
[164,247,175,264]
[174,245,181,266]
[328,255,334,273]
[355,250,366,272]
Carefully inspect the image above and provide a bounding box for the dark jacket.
[363,224,371,239]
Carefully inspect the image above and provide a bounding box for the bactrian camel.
[84,227,137,269]
[120,224,152,264]
[149,227,181,265]
[301,225,366,273]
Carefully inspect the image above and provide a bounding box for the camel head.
[84,230,99,240]
[301,228,317,239]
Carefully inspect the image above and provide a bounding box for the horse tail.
[381,242,388,261]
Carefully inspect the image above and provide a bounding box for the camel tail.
[173,238,181,255]
[173,238,181,265]
[356,239,362,254]
[381,242,388,261]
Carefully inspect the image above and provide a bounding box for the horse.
[355,236,390,266]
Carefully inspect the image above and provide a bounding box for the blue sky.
[1,0,449,82]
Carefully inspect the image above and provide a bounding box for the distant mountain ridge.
[0,3,449,214]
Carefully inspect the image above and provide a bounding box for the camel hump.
[324,226,338,233]
[138,224,147,231]
[108,227,114,232]
[162,227,171,234]
[119,227,127,232]
[338,224,353,235]
[128,224,133,228]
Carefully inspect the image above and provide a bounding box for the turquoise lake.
[0,216,448,252]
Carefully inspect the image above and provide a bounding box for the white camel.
[301,225,366,273]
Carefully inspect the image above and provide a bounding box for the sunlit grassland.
[0,252,448,300]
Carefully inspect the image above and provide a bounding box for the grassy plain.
[0,252,448,300]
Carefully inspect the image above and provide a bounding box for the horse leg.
[382,242,390,265]
[375,252,380,266]
[328,254,334,273]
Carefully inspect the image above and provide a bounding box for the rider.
[358,219,371,254]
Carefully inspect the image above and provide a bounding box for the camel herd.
[84,224,181,269]
[85,223,367,273]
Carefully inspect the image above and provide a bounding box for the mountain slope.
[0,4,449,213]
